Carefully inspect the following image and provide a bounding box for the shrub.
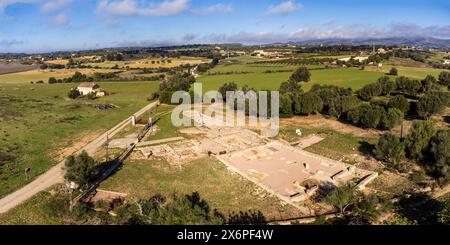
[388,67,398,76]
[416,93,445,119]
[289,67,311,83]
[405,120,437,161]
[67,89,80,99]
[395,77,421,96]
[388,95,410,114]
[358,83,382,101]
[292,92,323,115]
[438,71,450,86]
[279,93,294,118]
[380,108,403,130]
[374,134,405,171]
[377,76,396,95]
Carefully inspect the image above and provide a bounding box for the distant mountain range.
[290,37,450,49]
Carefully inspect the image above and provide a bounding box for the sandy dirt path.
[0,102,158,214]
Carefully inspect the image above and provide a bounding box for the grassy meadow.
[364,65,446,80]
[0,81,159,197]
[198,67,386,92]
[100,157,303,220]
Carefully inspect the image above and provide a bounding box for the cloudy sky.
[0,0,449,53]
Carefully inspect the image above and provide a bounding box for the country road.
[0,101,159,214]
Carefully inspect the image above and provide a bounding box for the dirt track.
[0,102,158,214]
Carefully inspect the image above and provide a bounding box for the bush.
[416,93,445,119]
[405,120,437,161]
[358,83,382,101]
[377,76,396,95]
[67,89,80,99]
[374,134,405,171]
[310,85,353,116]
[292,92,323,115]
[65,151,96,188]
[438,71,450,86]
[347,104,385,129]
[421,75,438,93]
[48,77,57,84]
[395,77,421,96]
[289,67,311,83]
[388,67,398,76]
[218,82,238,100]
[279,93,294,118]
[428,130,450,169]
[279,80,303,95]
[148,92,160,101]
[380,108,403,130]
[388,95,410,114]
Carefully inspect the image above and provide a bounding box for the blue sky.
[0,0,449,53]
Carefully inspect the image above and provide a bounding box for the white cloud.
[48,13,69,25]
[200,23,450,44]
[266,0,302,16]
[96,0,190,17]
[191,3,233,15]
[40,0,72,13]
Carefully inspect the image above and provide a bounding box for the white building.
[443,59,450,65]
[77,83,107,97]
[338,56,369,62]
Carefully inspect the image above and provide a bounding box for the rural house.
[77,83,107,97]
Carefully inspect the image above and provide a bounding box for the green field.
[208,64,324,74]
[0,81,158,197]
[100,157,303,220]
[198,67,386,92]
[224,55,269,64]
[365,65,446,80]
[0,191,61,225]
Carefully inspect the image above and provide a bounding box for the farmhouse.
[77,83,107,97]
[443,59,450,65]
[339,56,369,62]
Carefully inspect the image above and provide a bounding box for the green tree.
[374,134,405,171]
[279,93,294,118]
[405,120,437,161]
[67,89,80,99]
[292,92,323,115]
[311,84,353,116]
[421,75,438,93]
[438,71,450,86]
[359,105,383,128]
[218,82,238,101]
[388,67,398,76]
[65,151,96,188]
[416,93,445,119]
[388,95,410,114]
[380,108,403,130]
[358,83,382,101]
[279,80,303,95]
[289,67,311,83]
[48,77,57,84]
[377,76,396,95]
[152,192,225,225]
[395,76,421,96]
[325,184,359,215]
[428,130,450,168]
